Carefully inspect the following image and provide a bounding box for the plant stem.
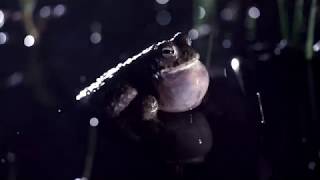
[305,0,317,60]
[292,0,304,46]
[277,0,289,40]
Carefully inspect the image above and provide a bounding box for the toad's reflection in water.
[122,109,212,165]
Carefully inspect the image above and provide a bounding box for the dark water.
[1,0,320,179]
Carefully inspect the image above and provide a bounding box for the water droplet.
[24,35,35,47]
[0,10,5,28]
[89,117,99,127]
[53,4,66,17]
[248,6,260,19]
[198,6,206,19]
[80,75,87,83]
[39,6,51,18]
[6,152,15,163]
[156,10,171,26]
[0,32,8,45]
[220,8,235,21]
[231,57,240,72]
[6,72,23,87]
[188,29,199,40]
[308,161,316,170]
[313,41,320,52]
[222,39,232,48]
[155,0,169,5]
[90,32,102,44]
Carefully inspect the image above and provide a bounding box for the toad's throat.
[159,58,199,75]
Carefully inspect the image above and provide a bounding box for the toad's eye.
[162,46,176,58]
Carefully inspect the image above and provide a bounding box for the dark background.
[1,0,320,179]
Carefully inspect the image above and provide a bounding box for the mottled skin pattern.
[106,33,209,120]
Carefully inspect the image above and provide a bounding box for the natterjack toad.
[76,33,209,120]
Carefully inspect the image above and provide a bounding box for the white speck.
[6,72,23,87]
[198,6,206,19]
[198,138,203,144]
[313,41,320,52]
[90,32,102,44]
[188,29,199,40]
[0,32,8,45]
[155,0,169,5]
[58,109,62,113]
[0,10,5,28]
[308,161,316,170]
[1,158,5,163]
[222,39,232,48]
[89,117,99,127]
[39,6,51,18]
[248,6,260,19]
[75,178,88,180]
[156,10,171,26]
[24,35,35,47]
[231,58,240,72]
[220,8,234,21]
[53,4,66,17]
[16,131,20,135]
[256,92,265,124]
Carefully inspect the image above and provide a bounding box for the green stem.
[305,0,317,60]
[277,0,289,40]
[292,0,304,46]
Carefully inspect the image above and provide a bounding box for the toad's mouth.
[159,57,199,75]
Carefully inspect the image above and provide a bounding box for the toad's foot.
[142,95,159,121]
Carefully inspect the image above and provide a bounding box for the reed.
[305,0,317,60]
[277,0,289,40]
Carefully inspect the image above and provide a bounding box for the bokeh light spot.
[156,10,171,26]
[0,32,8,45]
[53,4,66,17]
[90,32,102,44]
[231,58,240,72]
[188,29,199,40]
[248,6,260,19]
[313,41,320,52]
[39,6,51,18]
[89,117,99,127]
[0,10,4,28]
[155,0,169,5]
[220,8,234,21]
[198,6,206,19]
[222,39,232,48]
[24,35,35,47]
